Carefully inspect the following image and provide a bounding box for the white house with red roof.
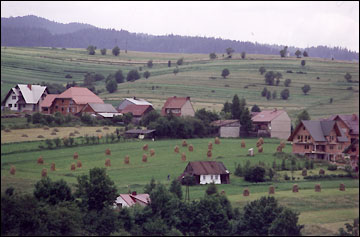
[2,84,48,112]
[251,108,291,139]
[161,96,195,117]
[114,192,150,208]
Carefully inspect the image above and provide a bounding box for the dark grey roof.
[88,103,118,113]
[186,161,229,175]
[320,120,335,136]
[302,120,348,142]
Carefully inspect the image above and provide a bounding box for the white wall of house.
[270,112,291,139]
[200,174,221,184]
[4,90,19,111]
[115,196,130,208]
[181,100,195,117]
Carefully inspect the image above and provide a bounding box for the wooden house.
[161,96,195,117]
[210,119,242,138]
[121,104,154,124]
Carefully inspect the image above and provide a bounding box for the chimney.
[27,84,32,90]
[131,191,137,196]
[133,96,137,100]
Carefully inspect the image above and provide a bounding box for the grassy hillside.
[1,47,359,123]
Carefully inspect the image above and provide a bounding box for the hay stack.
[105,148,111,155]
[4,128,11,133]
[124,155,130,164]
[174,145,179,153]
[73,152,79,159]
[43,126,49,130]
[280,141,286,149]
[256,137,264,147]
[319,169,325,175]
[221,190,226,195]
[22,134,28,137]
[150,149,155,157]
[181,153,186,162]
[37,156,44,164]
[302,168,307,176]
[50,163,56,171]
[315,184,321,192]
[77,160,82,168]
[41,168,47,177]
[243,188,250,196]
[105,158,111,167]
[292,184,299,193]
[143,144,149,151]
[74,130,80,134]
[53,128,60,132]
[258,146,263,153]
[208,142,213,150]
[276,145,282,152]
[71,163,76,171]
[188,144,194,152]
[215,137,220,144]
[269,186,275,194]
[182,140,188,147]
[339,183,345,191]
[69,132,75,137]
[10,166,16,175]
[142,154,148,163]
[241,140,246,148]
[51,132,57,135]
[207,149,212,158]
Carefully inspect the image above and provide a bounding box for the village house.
[210,119,242,138]
[2,84,48,112]
[80,103,122,118]
[117,97,153,112]
[251,109,291,140]
[178,161,230,185]
[40,87,104,115]
[114,192,150,208]
[288,120,349,162]
[161,96,195,117]
[121,104,154,124]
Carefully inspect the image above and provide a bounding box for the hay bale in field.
[150,149,155,157]
[258,146,263,153]
[241,140,246,148]
[221,190,226,195]
[76,125,81,129]
[339,183,345,191]
[182,140,188,147]
[73,152,79,159]
[269,186,275,194]
[280,141,286,149]
[243,188,250,196]
[41,168,47,177]
[174,145,179,153]
[10,166,16,175]
[105,148,111,155]
[256,137,264,147]
[181,153,186,162]
[124,155,130,164]
[315,184,321,192]
[53,128,59,132]
[103,127,109,130]
[319,169,325,175]
[77,160,82,168]
[71,163,76,171]
[43,126,49,130]
[50,132,57,135]
[4,128,11,132]
[276,145,282,152]
[22,134,28,137]
[105,158,111,167]
[292,184,299,193]
[37,135,44,138]
[74,130,80,134]
[208,142,213,150]
[188,144,194,152]
[96,129,102,132]
[37,156,44,164]
[215,137,220,144]
[142,154,148,162]
[302,168,307,176]
[143,144,149,151]
[207,149,212,158]
[50,163,56,171]
[69,132,75,137]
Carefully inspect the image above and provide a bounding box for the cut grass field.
[1,137,358,235]
[1,47,358,123]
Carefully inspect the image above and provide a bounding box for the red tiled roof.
[116,194,150,207]
[161,96,190,115]
[40,94,59,108]
[121,104,153,116]
[57,87,104,105]
[252,109,285,122]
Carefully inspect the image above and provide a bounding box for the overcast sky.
[1,1,359,52]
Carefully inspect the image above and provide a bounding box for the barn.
[211,119,242,138]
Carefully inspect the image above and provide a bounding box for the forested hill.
[1,15,358,61]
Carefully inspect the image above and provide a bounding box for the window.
[203,175,205,180]
[215,175,218,180]
[12,96,16,100]
[338,144,342,150]
[62,99,64,104]
[330,145,334,150]
[303,126,306,130]
[14,104,17,107]
[305,145,309,149]
[61,107,64,111]
[8,104,12,108]
[55,106,58,109]
[44,108,48,111]
[211,175,213,180]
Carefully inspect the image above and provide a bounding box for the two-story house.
[161,96,195,117]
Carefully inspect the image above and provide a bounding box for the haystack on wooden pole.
[71,163,76,171]
[182,140,188,147]
[256,137,264,147]
[174,145,180,153]
[37,156,44,164]
[292,184,299,193]
[276,145,282,152]
[258,146,263,153]
[105,158,111,167]
[207,149,212,158]
[73,152,79,159]
[208,142,213,150]
[319,169,325,175]
[77,160,82,168]
[142,154,148,163]
[241,140,246,148]
[10,166,16,175]
[41,168,47,177]
[339,183,345,191]
[124,155,130,164]
[50,163,56,171]
[188,144,194,152]
[105,148,111,155]
[181,153,186,162]
[315,184,321,192]
[143,144,149,151]
[280,141,286,149]
[302,168,307,176]
[215,137,220,144]
[243,188,250,196]
[150,149,155,157]
[269,186,275,194]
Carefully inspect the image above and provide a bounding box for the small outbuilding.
[211,119,242,138]
[125,129,156,139]
[114,192,150,208]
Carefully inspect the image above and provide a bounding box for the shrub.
[54,138,61,147]
[234,163,243,177]
[45,139,53,149]
[319,169,325,175]
[244,166,266,182]
[327,163,337,171]
[284,173,290,180]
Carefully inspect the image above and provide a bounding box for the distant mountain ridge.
[1,15,358,61]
